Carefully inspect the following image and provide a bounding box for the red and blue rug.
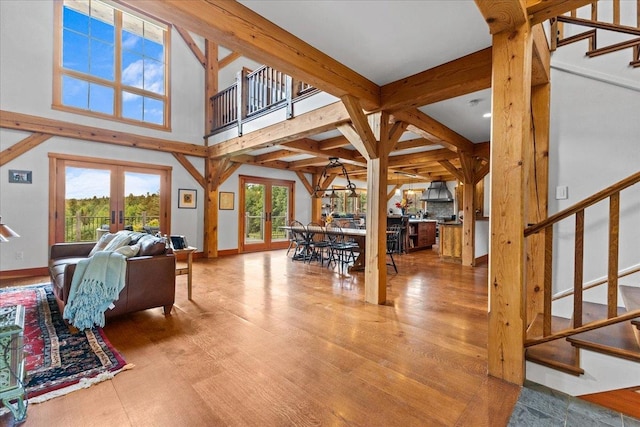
[0,283,132,403]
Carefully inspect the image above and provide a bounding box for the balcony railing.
[65,213,160,242]
[210,65,318,135]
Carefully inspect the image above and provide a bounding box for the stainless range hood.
[420,181,453,202]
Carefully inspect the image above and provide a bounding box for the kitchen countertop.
[440,221,463,226]
[408,219,438,223]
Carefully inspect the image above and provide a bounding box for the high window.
[54,0,170,129]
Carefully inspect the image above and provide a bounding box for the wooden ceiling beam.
[340,95,379,159]
[391,109,476,154]
[317,135,351,150]
[230,154,317,174]
[116,0,380,110]
[208,101,350,158]
[283,138,361,162]
[381,48,492,111]
[253,149,298,163]
[389,148,458,168]
[173,153,206,188]
[526,0,594,26]
[394,138,438,151]
[218,51,242,69]
[174,25,206,67]
[0,110,207,157]
[439,159,464,182]
[474,0,528,35]
[0,132,52,166]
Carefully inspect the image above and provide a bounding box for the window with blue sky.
[55,0,169,128]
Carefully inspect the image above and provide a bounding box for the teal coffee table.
[0,305,26,422]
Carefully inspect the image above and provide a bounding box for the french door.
[239,175,294,252]
[50,154,171,243]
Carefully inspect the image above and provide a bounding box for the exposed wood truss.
[0,110,207,157]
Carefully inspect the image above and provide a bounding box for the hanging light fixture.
[312,157,359,199]
[0,216,20,243]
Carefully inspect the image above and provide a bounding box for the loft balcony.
[208,65,321,137]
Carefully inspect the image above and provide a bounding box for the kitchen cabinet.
[407,220,436,252]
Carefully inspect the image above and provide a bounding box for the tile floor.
[508,381,640,426]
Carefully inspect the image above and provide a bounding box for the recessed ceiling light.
[483,112,492,118]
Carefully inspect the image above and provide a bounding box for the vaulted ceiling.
[115,0,573,185]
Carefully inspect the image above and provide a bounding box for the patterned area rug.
[0,283,132,404]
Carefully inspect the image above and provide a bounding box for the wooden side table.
[0,305,27,422]
[174,247,196,300]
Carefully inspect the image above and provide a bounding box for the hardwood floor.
[0,249,521,426]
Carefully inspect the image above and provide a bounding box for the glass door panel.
[240,176,294,252]
[64,166,111,242]
[51,154,171,245]
[124,171,162,233]
[244,182,266,247]
[270,184,289,243]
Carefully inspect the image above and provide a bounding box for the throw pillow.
[115,243,140,258]
[89,233,117,257]
[103,231,132,252]
[138,236,167,256]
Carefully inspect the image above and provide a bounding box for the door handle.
[111,211,115,224]
[119,210,123,224]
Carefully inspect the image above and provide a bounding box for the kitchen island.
[406,219,437,252]
[439,222,462,262]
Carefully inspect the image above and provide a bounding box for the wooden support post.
[461,180,475,266]
[364,156,387,304]
[488,21,533,385]
[525,80,550,327]
[205,41,218,135]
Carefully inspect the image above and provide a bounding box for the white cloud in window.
[122,58,163,95]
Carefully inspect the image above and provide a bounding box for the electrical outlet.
[15,251,24,261]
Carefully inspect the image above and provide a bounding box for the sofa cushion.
[89,233,117,257]
[115,243,140,258]
[103,231,132,252]
[138,236,166,256]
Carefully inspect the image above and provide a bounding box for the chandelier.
[312,157,359,199]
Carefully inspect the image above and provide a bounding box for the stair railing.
[524,171,640,346]
[550,0,640,67]
[209,65,317,135]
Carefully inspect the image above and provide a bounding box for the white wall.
[0,1,205,270]
[548,67,640,296]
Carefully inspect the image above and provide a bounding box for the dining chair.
[288,220,310,261]
[306,222,330,265]
[386,224,401,273]
[326,222,358,274]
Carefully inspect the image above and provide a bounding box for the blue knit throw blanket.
[63,251,127,329]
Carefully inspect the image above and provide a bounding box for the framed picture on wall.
[8,169,32,184]
[178,189,197,209]
[219,192,234,210]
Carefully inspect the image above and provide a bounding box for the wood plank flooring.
[0,249,521,426]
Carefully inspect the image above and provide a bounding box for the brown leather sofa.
[49,234,176,319]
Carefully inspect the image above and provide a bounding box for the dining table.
[282,225,368,271]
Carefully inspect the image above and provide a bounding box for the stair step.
[620,285,640,330]
[568,302,640,362]
[579,386,640,419]
[525,313,584,376]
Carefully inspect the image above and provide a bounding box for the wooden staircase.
[523,171,640,417]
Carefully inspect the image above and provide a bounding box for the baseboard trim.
[0,267,49,280]
[218,249,239,256]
